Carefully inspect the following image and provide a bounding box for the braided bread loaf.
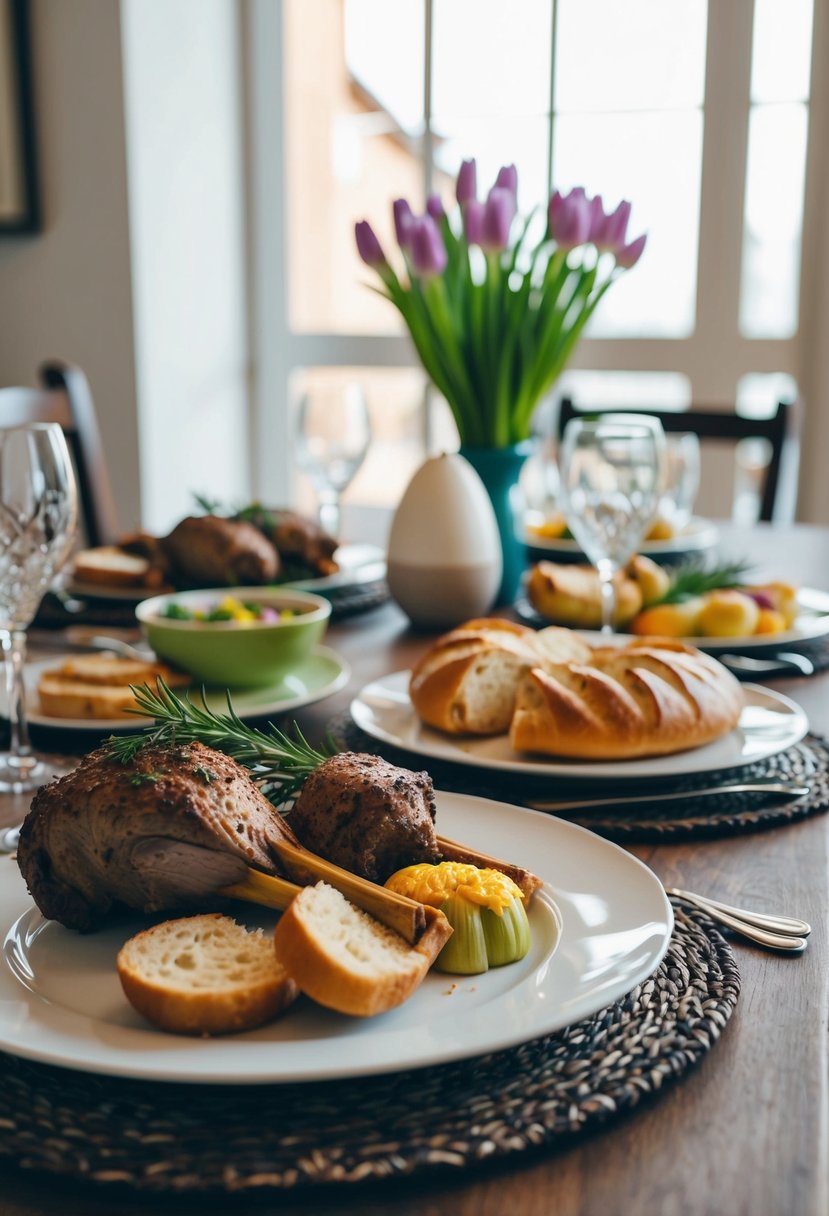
[410,621,744,760]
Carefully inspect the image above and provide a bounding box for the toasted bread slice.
[53,653,190,688]
[37,676,149,719]
[117,914,298,1035]
[273,881,437,1018]
[72,546,153,587]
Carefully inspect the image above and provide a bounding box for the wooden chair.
[0,360,119,546]
[556,396,798,522]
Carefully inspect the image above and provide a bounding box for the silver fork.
[667,887,811,953]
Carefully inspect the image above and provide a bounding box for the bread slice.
[273,881,434,1017]
[117,913,298,1035]
[73,546,152,587]
[37,654,191,719]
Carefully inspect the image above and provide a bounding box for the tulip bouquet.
[355,160,646,448]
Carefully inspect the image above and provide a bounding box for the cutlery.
[720,651,815,677]
[527,779,810,813]
[666,887,810,953]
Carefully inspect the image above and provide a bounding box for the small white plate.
[0,792,671,1083]
[525,515,720,559]
[351,673,808,781]
[18,646,350,732]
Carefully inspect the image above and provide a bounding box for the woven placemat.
[0,902,738,1194]
[332,712,829,844]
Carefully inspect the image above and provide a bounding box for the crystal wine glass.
[0,424,78,792]
[558,415,665,633]
[659,432,701,533]
[295,382,372,539]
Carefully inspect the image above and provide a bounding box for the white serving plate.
[17,646,350,732]
[351,674,808,781]
[0,793,671,1084]
[525,515,719,559]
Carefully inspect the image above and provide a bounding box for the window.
[248,0,815,520]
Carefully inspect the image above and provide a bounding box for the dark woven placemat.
[332,712,829,844]
[0,903,738,1194]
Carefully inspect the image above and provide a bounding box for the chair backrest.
[557,397,798,523]
[0,360,119,547]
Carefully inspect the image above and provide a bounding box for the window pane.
[740,104,807,339]
[751,0,813,103]
[432,0,552,124]
[553,371,692,414]
[736,372,798,419]
[290,367,428,514]
[555,0,707,112]
[432,117,550,215]
[554,112,702,336]
[285,0,424,334]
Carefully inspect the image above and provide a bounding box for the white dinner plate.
[0,792,672,1083]
[516,586,829,654]
[351,673,808,781]
[524,515,720,560]
[17,646,350,732]
[64,544,387,603]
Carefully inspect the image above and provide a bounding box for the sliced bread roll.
[273,881,439,1017]
[409,618,591,735]
[37,654,190,720]
[117,913,298,1035]
[72,546,153,587]
[509,640,744,760]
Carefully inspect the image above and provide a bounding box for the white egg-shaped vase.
[387,453,502,628]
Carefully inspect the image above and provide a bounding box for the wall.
[121,0,250,535]
[0,0,141,531]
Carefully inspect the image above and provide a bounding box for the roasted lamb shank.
[17,742,301,932]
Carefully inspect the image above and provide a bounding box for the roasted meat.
[17,742,300,932]
[238,507,339,577]
[289,753,441,883]
[160,515,280,587]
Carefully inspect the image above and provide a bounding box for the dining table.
[0,515,826,1216]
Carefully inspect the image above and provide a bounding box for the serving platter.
[524,514,719,560]
[63,544,387,603]
[0,792,672,1084]
[350,674,808,781]
[516,586,829,654]
[17,646,350,733]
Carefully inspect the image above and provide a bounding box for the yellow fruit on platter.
[630,597,706,637]
[754,608,787,635]
[697,590,760,638]
[645,515,676,541]
[626,554,672,607]
[742,582,799,627]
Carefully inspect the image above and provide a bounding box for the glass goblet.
[558,416,665,633]
[295,382,372,539]
[0,424,78,792]
[659,432,701,533]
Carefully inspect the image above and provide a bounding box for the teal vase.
[459,442,533,605]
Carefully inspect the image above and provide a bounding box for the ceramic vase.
[386,453,502,629]
[458,441,533,604]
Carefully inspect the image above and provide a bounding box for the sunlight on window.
[751,0,813,103]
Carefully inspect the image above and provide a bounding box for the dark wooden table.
[0,521,827,1216]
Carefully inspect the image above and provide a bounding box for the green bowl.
[135,587,331,689]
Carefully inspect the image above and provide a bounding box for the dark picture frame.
[0,0,38,233]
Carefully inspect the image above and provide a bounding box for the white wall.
[0,0,141,531]
[121,0,250,535]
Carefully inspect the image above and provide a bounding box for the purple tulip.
[463,199,485,245]
[601,200,632,252]
[481,187,516,252]
[494,163,518,198]
[615,232,647,269]
[410,214,447,277]
[426,193,445,222]
[354,220,387,268]
[585,194,608,243]
[456,158,478,207]
[393,198,414,248]
[548,187,591,249]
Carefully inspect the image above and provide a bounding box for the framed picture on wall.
[0,0,38,233]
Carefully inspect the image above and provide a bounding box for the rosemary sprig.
[104,679,341,804]
[655,559,754,605]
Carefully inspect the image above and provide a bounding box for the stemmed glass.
[0,424,78,792]
[295,382,372,539]
[558,416,665,633]
[660,432,700,533]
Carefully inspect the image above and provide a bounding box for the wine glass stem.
[3,630,34,774]
[597,560,617,635]
[318,490,341,539]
